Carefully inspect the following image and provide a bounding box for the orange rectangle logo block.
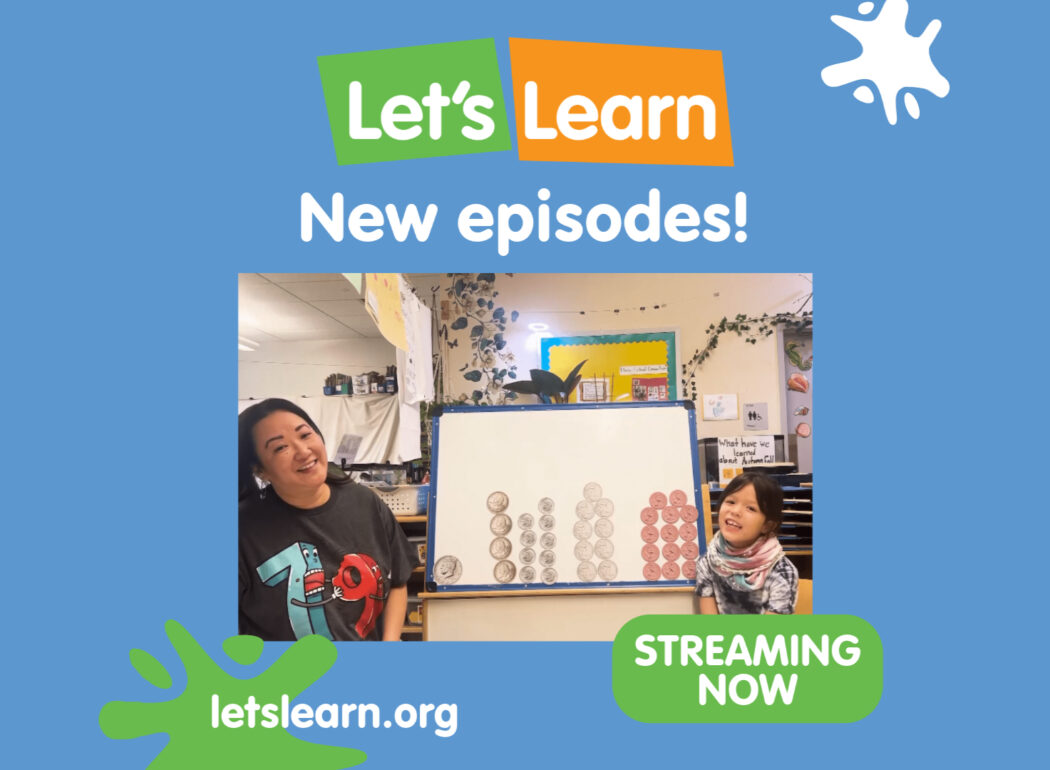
[509,38,733,166]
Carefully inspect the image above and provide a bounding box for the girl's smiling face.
[719,482,774,549]
[252,410,328,496]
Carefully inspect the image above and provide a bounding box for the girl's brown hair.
[720,471,784,535]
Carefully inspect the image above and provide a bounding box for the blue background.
[5,1,1044,766]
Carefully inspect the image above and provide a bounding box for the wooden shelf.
[396,511,429,637]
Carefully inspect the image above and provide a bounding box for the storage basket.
[368,484,429,515]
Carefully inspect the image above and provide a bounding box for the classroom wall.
[436,273,811,438]
[238,338,396,399]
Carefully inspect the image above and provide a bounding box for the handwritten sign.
[716,435,775,482]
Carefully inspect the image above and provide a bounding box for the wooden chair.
[795,579,813,614]
[700,483,714,544]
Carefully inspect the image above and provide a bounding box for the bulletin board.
[427,401,703,592]
[540,332,678,402]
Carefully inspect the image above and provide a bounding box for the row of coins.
[575,482,618,582]
[488,495,555,585]
[486,491,517,583]
[640,489,699,581]
[519,497,558,584]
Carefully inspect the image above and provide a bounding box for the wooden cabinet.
[358,482,430,639]
[365,483,430,640]
[394,511,427,640]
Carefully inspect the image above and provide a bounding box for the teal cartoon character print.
[256,541,337,639]
[256,542,387,640]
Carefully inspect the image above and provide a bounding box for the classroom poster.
[542,332,677,401]
[703,393,740,421]
[362,273,409,351]
[7,1,1044,768]
[743,401,769,431]
[717,435,778,481]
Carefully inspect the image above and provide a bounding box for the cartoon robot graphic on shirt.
[256,541,386,640]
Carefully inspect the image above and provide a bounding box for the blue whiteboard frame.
[426,399,703,593]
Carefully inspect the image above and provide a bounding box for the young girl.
[695,471,798,614]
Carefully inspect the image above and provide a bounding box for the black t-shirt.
[239,481,417,641]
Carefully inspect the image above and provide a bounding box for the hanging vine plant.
[682,310,813,401]
[437,273,520,405]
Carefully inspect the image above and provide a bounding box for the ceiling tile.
[276,327,365,341]
[281,281,362,302]
[337,316,383,337]
[239,282,302,306]
[311,299,371,318]
[236,326,281,343]
[259,273,346,283]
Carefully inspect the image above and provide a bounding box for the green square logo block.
[318,39,512,164]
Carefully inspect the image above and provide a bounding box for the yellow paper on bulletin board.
[543,332,677,403]
[363,273,408,351]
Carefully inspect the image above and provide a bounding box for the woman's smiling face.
[718,482,773,549]
[252,411,328,496]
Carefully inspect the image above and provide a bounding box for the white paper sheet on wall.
[702,393,738,421]
[396,276,434,406]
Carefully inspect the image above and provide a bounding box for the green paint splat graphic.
[224,634,264,665]
[99,620,367,769]
[129,649,173,689]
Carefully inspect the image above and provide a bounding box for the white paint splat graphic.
[821,0,950,125]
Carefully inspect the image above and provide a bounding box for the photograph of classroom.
[238,273,812,641]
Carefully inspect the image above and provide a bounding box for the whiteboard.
[427,401,703,592]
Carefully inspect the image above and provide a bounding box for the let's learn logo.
[317,38,733,166]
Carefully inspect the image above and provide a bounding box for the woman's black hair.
[238,398,348,501]
[719,471,784,535]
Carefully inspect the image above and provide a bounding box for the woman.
[238,398,416,641]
